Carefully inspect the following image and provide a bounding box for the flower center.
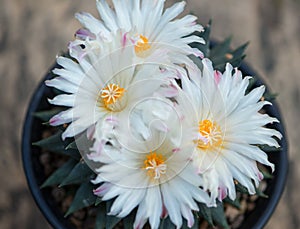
[134,35,151,55]
[197,119,223,150]
[100,83,125,106]
[143,152,167,179]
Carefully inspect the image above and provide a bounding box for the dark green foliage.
[41,158,77,188]
[246,77,257,93]
[198,203,214,226]
[255,188,269,198]
[66,141,79,150]
[34,109,62,122]
[223,197,241,209]
[210,202,230,229]
[190,20,248,72]
[159,217,176,229]
[209,38,248,71]
[235,182,250,195]
[259,144,282,152]
[105,200,122,229]
[33,130,80,160]
[95,203,106,229]
[260,169,274,179]
[263,92,278,101]
[65,182,97,216]
[95,197,102,206]
[123,211,136,229]
[60,160,95,186]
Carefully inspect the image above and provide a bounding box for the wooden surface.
[0,0,299,228]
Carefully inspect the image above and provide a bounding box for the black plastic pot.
[22,62,288,229]
[22,63,76,229]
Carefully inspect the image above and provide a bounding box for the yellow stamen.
[134,35,151,55]
[197,119,223,150]
[100,83,125,106]
[143,152,167,179]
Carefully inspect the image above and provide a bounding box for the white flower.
[46,31,173,140]
[178,58,282,202]
[90,125,211,229]
[73,0,204,69]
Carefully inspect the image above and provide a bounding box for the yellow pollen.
[197,119,223,150]
[134,35,151,54]
[100,83,125,106]
[143,152,167,179]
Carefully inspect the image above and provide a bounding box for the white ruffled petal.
[48,94,75,107]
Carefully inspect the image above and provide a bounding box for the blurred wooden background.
[0,0,299,228]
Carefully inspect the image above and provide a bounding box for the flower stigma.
[197,119,223,150]
[143,152,167,179]
[134,35,151,55]
[99,83,125,108]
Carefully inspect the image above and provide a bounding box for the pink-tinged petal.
[75,29,96,40]
[181,204,194,228]
[75,28,96,40]
[191,47,204,58]
[175,69,185,79]
[218,186,228,201]
[161,204,168,218]
[49,110,73,126]
[172,148,180,153]
[133,200,148,229]
[68,41,87,61]
[161,182,183,228]
[49,116,63,126]
[134,220,146,229]
[147,187,163,229]
[122,32,128,49]
[87,141,106,161]
[214,70,222,85]
[160,67,166,73]
[105,115,119,125]
[160,84,178,98]
[93,183,112,196]
[87,125,96,140]
[257,171,264,181]
[152,120,169,133]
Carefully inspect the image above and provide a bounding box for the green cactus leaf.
[41,158,77,188]
[255,188,269,198]
[259,144,282,152]
[60,160,95,186]
[198,203,214,226]
[235,182,250,194]
[106,200,122,229]
[159,217,175,229]
[223,196,241,209]
[33,109,63,122]
[95,203,106,229]
[33,130,80,160]
[65,181,97,217]
[123,210,136,229]
[211,201,230,229]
